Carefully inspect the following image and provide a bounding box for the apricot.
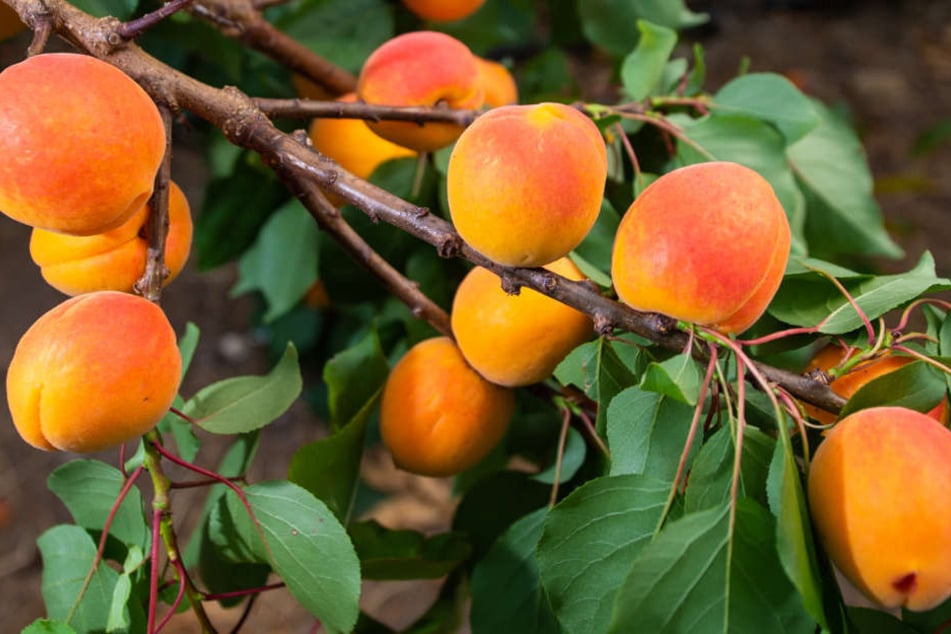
[379,337,514,477]
[451,257,593,387]
[0,3,26,41]
[401,0,485,22]
[30,181,193,296]
[807,406,951,611]
[803,345,949,425]
[6,291,182,453]
[611,161,791,335]
[357,31,484,152]
[447,103,607,267]
[475,57,518,107]
[0,53,165,236]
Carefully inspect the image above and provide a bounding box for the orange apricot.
[0,53,166,236]
[807,406,951,611]
[401,0,485,22]
[447,102,607,267]
[475,56,518,107]
[0,3,26,41]
[379,337,514,477]
[451,257,593,387]
[357,31,483,152]
[803,345,949,425]
[30,181,193,296]
[6,291,182,453]
[611,161,791,335]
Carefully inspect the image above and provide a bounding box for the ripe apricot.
[0,3,26,41]
[30,181,193,296]
[611,161,791,335]
[803,345,949,425]
[379,337,514,477]
[357,31,484,152]
[6,291,182,453]
[807,406,951,611]
[451,257,593,387]
[447,103,607,267]
[475,57,518,107]
[401,0,485,22]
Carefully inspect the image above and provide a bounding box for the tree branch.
[253,97,482,126]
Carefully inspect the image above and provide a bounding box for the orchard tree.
[2,1,951,633]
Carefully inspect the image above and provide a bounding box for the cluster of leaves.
[18,0,951,633]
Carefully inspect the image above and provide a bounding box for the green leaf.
[848,607,920,634]
[554,338,638,433]
[684,425,776,513]
[620,20,678,101]
[577,0,707,58]
[47,460,148,550]
[233,200,320,322]
[221,481,361,634]
[640,352,703,405]
[470,508,559,634]
[712,73,819,142]
[350,521,470,580]
[572,198,621,285]
[324,328,389,427]
[788,100,903,259]
[38,525,120,633]
[532,426,586,485]
[21,619,77,634]
[537,474,669,634]
[838,360,947,419]
[177,321,201,380]
[185,343,302,434]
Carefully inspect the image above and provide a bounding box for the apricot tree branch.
[136,104,174,303]
[117,0,195,39]
[253,97,482,127]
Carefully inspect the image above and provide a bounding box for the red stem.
[154,558,189,633]
[204,581,286,601]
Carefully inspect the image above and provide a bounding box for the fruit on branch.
[30,181,193,296]
[447,102,607,267]
[451,257,593,387]
[401,0,485,22]
[308,92,416,204]
[0,3,26,41]
[6,291,182,453]
[475,57,518,107]
[0,53,166,236]
[379,336,514,477]
[357,31,484,152]
[803,344,949,425]
[611,161,791,335]
[807,406,951,611]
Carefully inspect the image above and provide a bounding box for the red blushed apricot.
[401,0,485,22]
[30,181,193,296]
[379,337,514,477]
[357,31,484,152]
[611,161,791,335]
[451,257,593,387]
[447,103,607,267]
[0,53,166,236]
[475,57,518,107]
[807,406,951,611]
[6,292,182,453]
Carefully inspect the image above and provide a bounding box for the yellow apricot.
[357,31,484,152]
[807,406,951,611]
[475,56,518,107]
[401,0,485,22]
[0,53,166,236]
[447,102,607,267]
[6,292,182,453]
[30,181,193,296]
[611,161,791,335]
[379,337,514,477]
[451,258,592,387]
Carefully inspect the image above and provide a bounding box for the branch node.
[500,275,522,296]
[593,313,614,336]
[437,234,463,258]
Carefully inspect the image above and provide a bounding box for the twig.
[118,0,195,39]
[135,104,174,302]
[253,97,482,127]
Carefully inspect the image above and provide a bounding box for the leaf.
[185,343,302,434]
[554,338,638,433]
[620,20,678,101]
[21,620,77,634]
[577,0,707,57]
[47,460,149,550]
[323,328,389,427]
[712,73,819,142]
[221,481,361,634]
[38,525,120,633]
[537,474,669,634]
[684,425,776,513]
[350,521,470,580]
[839,360,947,418]
[470,508,559,634]
[640,351,703,405]
[848,607,920,634]
[532,426,586,485]
[232,200,321,322]
[788,100,903,259]
[572,198,621,285]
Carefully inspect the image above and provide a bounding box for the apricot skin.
[611,161,791,335]
[6,292,182,453]
[357,31,483,152]
[379,337,514,477]
[447,103,607,267]
[451,258,592,387]
[401,0,485,22]
[0,53,166,236]
[30,181,193,296]
[807,406,951,611]
[475,57,518,107]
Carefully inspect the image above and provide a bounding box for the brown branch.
[117,0,195,39]
[253,97,483,126]
[135,104,174,302]
[3,0,847,416]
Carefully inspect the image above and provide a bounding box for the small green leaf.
[712,72,819,142]
[185,343,302,434]
[554,338,638,433]
[577,0,706,58]
[324,328,389,427]
[21,619,77,634]
[620,20,678,100]
[639,352,703,405]
[533,426,586,485]
[350,521,470,580]
[572,199,621,285]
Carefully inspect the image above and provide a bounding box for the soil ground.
[1,1,949,631]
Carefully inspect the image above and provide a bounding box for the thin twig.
[253,97,482,127]
[118,0,195,39]
[136,104,174,302]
